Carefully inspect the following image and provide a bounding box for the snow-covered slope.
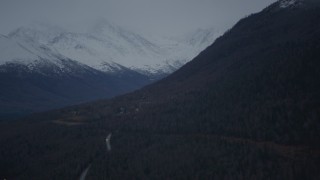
[0,32,72,73]
[0,35,38,65]
[279,0,301,8]
[4,20,221,75]
[155,28,222,71]
[276,0,320,9]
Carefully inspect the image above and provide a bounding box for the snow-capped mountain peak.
[89,18,121,37]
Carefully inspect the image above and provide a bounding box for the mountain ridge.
[4,20,221,75]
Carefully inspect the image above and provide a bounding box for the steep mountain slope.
[1,0,320,179]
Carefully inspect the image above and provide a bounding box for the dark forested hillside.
[0,60,152,120]
[1,1,320,179]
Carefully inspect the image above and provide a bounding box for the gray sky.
[0,0,277,36]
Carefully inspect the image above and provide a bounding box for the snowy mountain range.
[1,19,222,76]
[0,19,221,119]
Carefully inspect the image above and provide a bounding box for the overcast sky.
[0,0,277,36]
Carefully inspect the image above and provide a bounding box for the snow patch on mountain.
[279,0,302,8]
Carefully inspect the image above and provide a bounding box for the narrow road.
[79,164,91,180]
[79,133,112,180]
